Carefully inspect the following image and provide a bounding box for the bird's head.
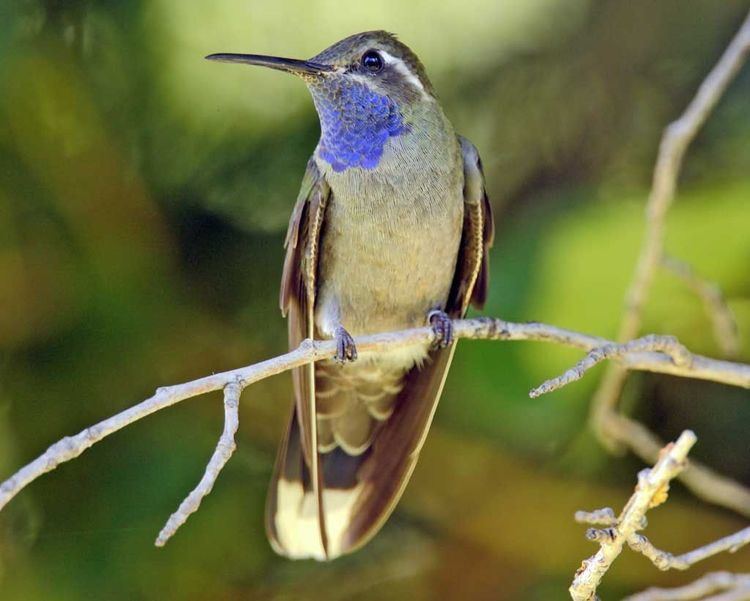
[208,31,435,104]
[207,31,439,171]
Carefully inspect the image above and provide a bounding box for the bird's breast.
[314,131,464,358]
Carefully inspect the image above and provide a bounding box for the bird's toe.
[428,309,453,349]
[334,326,358,364]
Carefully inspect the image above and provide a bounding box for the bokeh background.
[1,1,749,599]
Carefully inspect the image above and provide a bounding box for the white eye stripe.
[377,50,429,98]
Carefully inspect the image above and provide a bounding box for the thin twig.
[619,8,750,343]
[155,379,243,546]
[571,430,750,601]
[575,508,617,527]
[534,329,750,516]
[662,255,741,359]
[1,319,748,518]
[569,431,697,601]
[628,526,750,571]
[625,572,750,601]
[590,9,750,449]
[530,334,691,398]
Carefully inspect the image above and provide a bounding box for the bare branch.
[625,572,750,601]
[575,508,617,527]
[0,337,325,515]
[569,431,697,601]
[533,325,750,517]
[1,318,748,522]
[155,379,243,547]
[628,526,750,571]
[590,9,750,449]
[618,7,750,346]
[530,335,691,398]
[571,430,749,601]
[662,255,741,359]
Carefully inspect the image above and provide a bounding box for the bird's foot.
[334,325,358,364]
[428,309,454,349]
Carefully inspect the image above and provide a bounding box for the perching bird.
[207,31,494,560]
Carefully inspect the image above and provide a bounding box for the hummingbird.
[207,31,494,560]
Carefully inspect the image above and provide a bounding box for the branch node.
[569,431,698,600]
[586,528,618,544]
[586,6,750,482]
[154,381,242,547]
[575,508,617,526]
[0,319,746,519]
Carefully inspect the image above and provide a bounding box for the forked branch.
[155,378,243,546]
[1,317,748,546]
[570,432,749,601]
[590,8,750,451]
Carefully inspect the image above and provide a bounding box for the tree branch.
[154,378,242,546]
[1,317,748,527]
[590,8,750,450]
[570,431,698,601]
[627,526,750,571]
[616,7,750,346]
[571,430,750,600]
[530,334,692,398]
[570,17,750,596]
[624,572,750,601]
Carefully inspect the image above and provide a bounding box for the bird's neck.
[310,79,424,173]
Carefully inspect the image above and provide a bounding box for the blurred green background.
[1,1,749,599]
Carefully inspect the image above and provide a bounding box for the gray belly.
[314,175,464,342]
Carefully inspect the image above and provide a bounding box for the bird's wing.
[451,136,495,313]
[337,135,495,554]
[267,157,331,558]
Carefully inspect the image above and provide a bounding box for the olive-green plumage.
[207,31,494,560]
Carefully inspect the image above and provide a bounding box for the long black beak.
[205,53,333,75]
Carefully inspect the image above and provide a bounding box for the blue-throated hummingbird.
[207,31,494,560]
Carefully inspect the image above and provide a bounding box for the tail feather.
[266,416,366,560]
[266,345,455,560]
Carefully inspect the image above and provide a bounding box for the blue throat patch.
[312,79,408,172]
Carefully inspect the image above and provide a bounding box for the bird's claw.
[334,326,358,364]
[428,309,454,349]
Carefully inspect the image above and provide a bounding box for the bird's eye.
[361,50,384,73]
